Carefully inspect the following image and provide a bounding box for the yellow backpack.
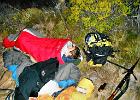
[56,78,94,100]
[84,32,113,66]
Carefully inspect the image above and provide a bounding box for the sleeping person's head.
[67,46,81,59]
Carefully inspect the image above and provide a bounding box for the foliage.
[0,7,46,37]
[109,29,140,68]
[0,3,19,37]
[119,32,140,64]
[125,0,140,34]
[0,6,62,38]
[63,0,130,34]
[13,8,45,27]
[61,0,139,68]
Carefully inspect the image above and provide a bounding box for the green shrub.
[63,0,130,33]
[13,8,45,27]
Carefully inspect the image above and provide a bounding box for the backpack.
[85,32,112,47]
[84,32,113,65]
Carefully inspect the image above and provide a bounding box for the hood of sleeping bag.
[2,35,16,48]
[76,78,94,98]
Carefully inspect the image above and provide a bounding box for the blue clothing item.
[62,54,76,63]
[62,54,81,65]
[7,65,17,72]
[7,65,19,86]
[58,79,76,89]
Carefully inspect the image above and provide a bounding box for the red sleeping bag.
[3,29,70,64]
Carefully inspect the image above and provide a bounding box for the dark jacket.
[14,58,59,100]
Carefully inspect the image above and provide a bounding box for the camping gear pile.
[1,28,138,100]
[1,28,95,100]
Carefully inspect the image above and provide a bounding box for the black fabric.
[29,57,59,83]
[14,87,26,100]
[15,58,59,100]
[89,46,113,57]
[85,45,113,65]
[18,69,40,99]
